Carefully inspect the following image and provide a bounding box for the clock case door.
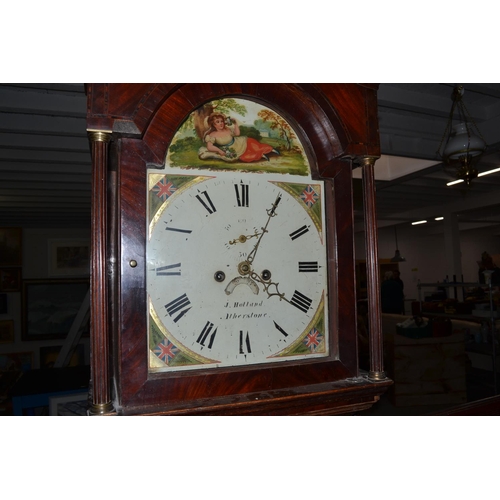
[88,83,388,415]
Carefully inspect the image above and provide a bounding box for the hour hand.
[250,271,287,302]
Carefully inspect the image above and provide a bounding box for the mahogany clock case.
[87,84,383,415]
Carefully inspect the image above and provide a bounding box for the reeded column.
[360,156,387,380]
[87,130,114,415]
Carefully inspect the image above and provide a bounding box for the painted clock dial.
[147,172,329,372]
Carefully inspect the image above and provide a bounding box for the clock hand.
[232,260,289,304]
[250,271,289,303]
[232,194,282,297]
[246,194,281,265]
[228,229,261,246]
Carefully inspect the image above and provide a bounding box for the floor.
[360,367,498,416]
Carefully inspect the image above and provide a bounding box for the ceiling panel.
[0,83,499,232]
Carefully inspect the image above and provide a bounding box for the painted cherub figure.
[199,112,279,163]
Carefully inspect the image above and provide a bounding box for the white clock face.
[147,172,329,372]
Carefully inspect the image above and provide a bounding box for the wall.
[355,223,500,303]
[4,222,498,376]
[0,227,90,372]
[460,226,500,283]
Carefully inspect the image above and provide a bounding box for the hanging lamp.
[437,85,487,186]
[390,226,406,262]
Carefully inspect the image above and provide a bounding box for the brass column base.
[88,402,115,416]
[368,370,387,381]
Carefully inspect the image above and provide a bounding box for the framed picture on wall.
[0,351,33,372]
[0,294,7,314]
[0,228,22,267]
[49,391,88,416]
[22,279,90,341]
[48,239,90,277]
[0,268,21,292]
[0,320,15,344]
[39,343,86,369]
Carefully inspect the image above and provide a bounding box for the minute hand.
[246,194,281,265]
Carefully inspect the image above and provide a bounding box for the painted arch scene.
[165,98,311,176]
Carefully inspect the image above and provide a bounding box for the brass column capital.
[87,130,113,143]
[358,155,380,168]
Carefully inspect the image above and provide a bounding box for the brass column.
[87,130,114,415]
[360,156,387,380]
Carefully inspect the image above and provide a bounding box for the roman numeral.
[298,261,319,272]
[156,263,181,276]
[239,331,252,354]
[164,224,192,234]
[196,190,216,214]
[273,321,289,337]
[290,290,313,313]
[165,293,191,322]
[234,183,249,207]
[289,225,309,241]
[196,321,217,349]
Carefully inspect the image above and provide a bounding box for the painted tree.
[257,109,296,150]
[179,99,248,139]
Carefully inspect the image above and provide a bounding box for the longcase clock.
[86,83,391,415]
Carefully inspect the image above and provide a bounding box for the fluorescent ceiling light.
[447,179,464,186]
[478,167,500,177]
[435,217,444,221]
[447,167,500,186]
[412,220,427,225]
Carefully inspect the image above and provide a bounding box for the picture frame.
[0,227,22,267]
[0,319,15,344]
[0,294,6,314]
[0,268,21,292]
[49,391,88,416]
[0,351,33,372]
[22,279,90,341]
[39,343,86,369]
[48,239,90,277]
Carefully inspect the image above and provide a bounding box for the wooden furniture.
[382,314,469,407]
[85,83,391,415]
[386,332,467,407]
[418,281,499,393]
